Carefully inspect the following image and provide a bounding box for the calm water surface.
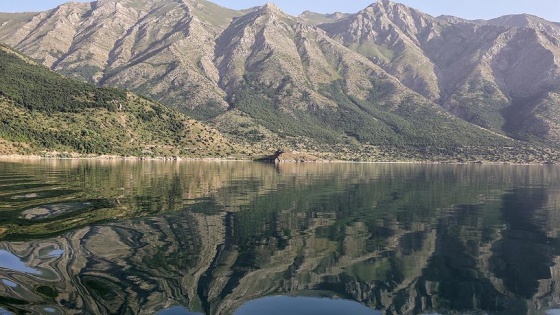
[0,160,560,315]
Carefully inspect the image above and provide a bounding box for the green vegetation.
[212,76,560,163]
[231,83,339,143]
[0,39,552,162]
[0,0,558,164]
[449,78,510,132]
[319,81,513,147]
[0,49,125,113]
[36,286,59,299]
[349,42,395,63]
[0,41,550,162]
[57,65,105,85]
[226,77,512,149]
[0,44,240,157]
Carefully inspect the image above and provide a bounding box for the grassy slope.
[217,78,513,144]
[0,44,241,158]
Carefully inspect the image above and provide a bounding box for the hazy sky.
[0,0,559,22]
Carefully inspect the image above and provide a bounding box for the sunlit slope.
[0,44,239,157]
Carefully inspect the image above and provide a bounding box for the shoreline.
[0,154,254,162]
[0,154,555,166]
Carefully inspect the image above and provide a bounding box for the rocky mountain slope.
[319,1,560,144]
[0,43,239,157]
[0,0,559,158]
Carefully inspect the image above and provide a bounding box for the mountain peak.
[353,0,436,29]
[330,12,348,19]
[259,3,283,13]
[368,0,399,10]
[359,0,409,17]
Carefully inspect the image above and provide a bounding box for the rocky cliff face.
[1,0,560,148]
[321,0,444,102]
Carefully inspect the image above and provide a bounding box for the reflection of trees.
[189,165,560,314]
[412,205,525,315]
[490,188,560,300]
[2,163,560,314]
[0,160,278,240]
[399,188,560,315]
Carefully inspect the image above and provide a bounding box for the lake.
[0,160,560,315]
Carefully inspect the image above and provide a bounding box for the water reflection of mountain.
[1,161,560,314]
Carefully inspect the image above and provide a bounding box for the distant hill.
[0,44,240,158]
[1,0,560,161]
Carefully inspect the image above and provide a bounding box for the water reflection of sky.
[0,307,13,315]
[1,279,17,287]
[234,296,380,315]
[21,202,93,220]
[11,193,39,200]
[0,250,41,275]
[47,249,64,258]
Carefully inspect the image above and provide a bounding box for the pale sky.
[0,0,558,22]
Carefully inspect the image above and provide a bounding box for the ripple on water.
[36,247,64,260]
[0,182,54,192]
[21,202,94,220]
[0,189,79,203]
[27,306,63,315]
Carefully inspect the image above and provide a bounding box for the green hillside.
[0,44,240,158]
[226,79,513,147]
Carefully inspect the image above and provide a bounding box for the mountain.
[0,0,243,119]
[1,0,560,160]
[213,3,522,158]
[321,1,444,101]
[0,43,239,158]
[319,1,560,144]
